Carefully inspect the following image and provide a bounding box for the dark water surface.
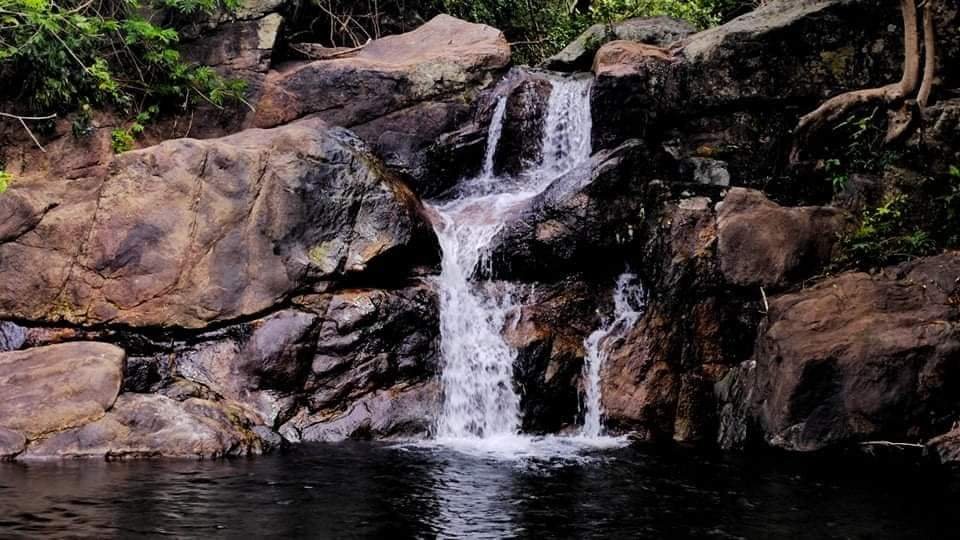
[1,441,957,539]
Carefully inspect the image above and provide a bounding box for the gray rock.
[682,157,730,186]
[0,427,26,460]
[24,394,265,459]
[284,382,440,442]
[487,140,650,280]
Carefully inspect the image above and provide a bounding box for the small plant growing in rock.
[0,169,11,193]
[834,193,936,270]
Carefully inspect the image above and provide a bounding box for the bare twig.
[0,112,57,152]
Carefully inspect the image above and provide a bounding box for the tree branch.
[0,112,57,152]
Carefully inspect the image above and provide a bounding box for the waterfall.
[430,75,593,441]
[481,96,508,179]
[580,273,646,439]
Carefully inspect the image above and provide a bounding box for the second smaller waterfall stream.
[580,273,646,438]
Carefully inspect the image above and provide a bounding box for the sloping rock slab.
[24,394,264,459]
[0,342,124,440]
[0,117,436,329]
[488,140,650,280]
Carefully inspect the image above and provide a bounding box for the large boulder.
[545,16,695,72]
[0,342,124,440]
[717,188,850,288]
[253,15,510,193]
[25,394,265,459]
[725,252,960,452]
[489,69,555,177]
[0,117,436,329]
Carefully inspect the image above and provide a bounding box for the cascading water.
[429,75,593,442]
[579,273,646,438]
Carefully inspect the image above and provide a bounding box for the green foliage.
[941,166,960,245]
[585,0,733,29]
[0,0,247,122]
[0,169,10,193]
[824,158,848,194]
[439,0,738,62]
[834,194,936,270]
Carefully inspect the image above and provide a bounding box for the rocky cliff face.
[2,0,960,464]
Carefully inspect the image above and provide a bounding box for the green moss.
[308,244,330,266]
[0,170,11,194]
[820,46,856,79]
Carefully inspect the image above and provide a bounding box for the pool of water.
[1,441,956,538]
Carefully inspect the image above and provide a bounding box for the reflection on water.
[1,442,958,538]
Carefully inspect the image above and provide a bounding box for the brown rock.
[593,41,676,77]
[745,252,960,451]
[928,427,960,465]
[252,15,510,195]
[546,16,695,72]
[24,394,264,459]
[254,15,509,130]
[0,342,124,440]
[717,188,850,288]
[506,278,607,432]
[0,118,436,329]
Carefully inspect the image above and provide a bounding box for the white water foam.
[422,74,634,460]
[580,273,646,438]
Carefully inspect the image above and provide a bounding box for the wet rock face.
[0,428,25,460]
[725,253,960,452]
[506,278,609,433]
[0,118,437,329]
[492,71,555,177]
[488,140,651,281]
[599,187,848,441]
[283,283,441,441]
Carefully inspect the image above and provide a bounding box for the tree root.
[790,0,924,163]
[918,0,938,107]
